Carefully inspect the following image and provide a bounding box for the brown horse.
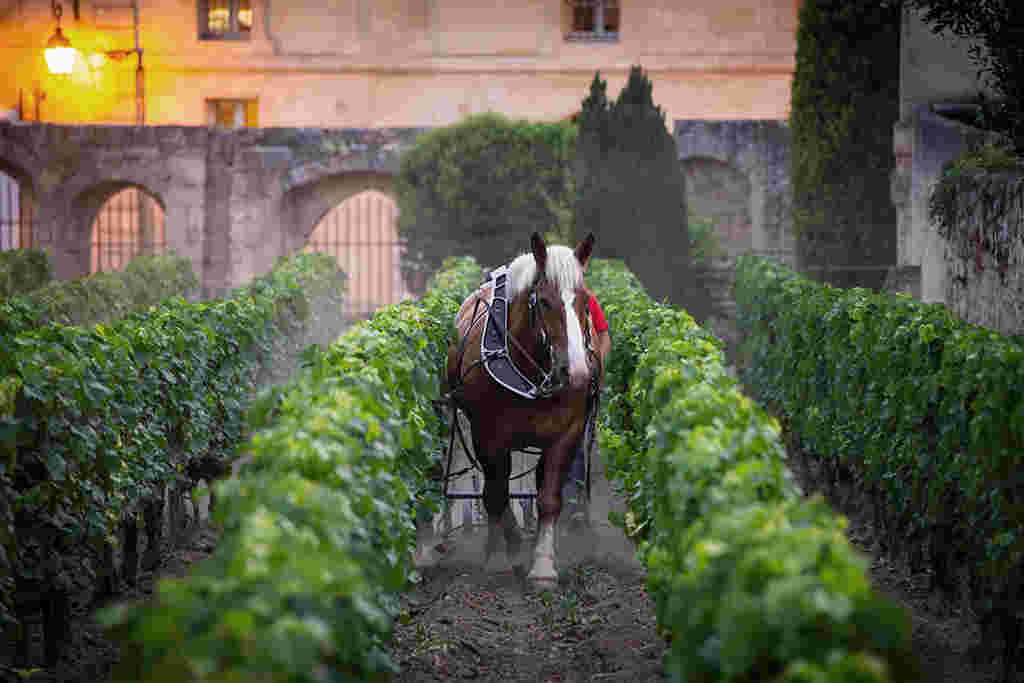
[445,231,597,587]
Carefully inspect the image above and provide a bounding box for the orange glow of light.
[44,27,76,75]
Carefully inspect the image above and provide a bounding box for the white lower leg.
[527,518,558,582]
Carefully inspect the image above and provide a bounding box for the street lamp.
[43,0,145,125]
[43,2,75,75]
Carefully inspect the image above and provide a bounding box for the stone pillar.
[202,132,234,299]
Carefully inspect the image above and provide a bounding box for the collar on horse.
[480,265,562,400]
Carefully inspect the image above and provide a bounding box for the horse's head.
[512,231,595,393]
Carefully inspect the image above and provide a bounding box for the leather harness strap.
[481,265,554,400]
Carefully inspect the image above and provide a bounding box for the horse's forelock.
[508,245,582,300]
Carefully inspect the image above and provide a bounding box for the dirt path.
[392,444,667,683]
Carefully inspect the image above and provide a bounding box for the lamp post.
[44,0,145,125]
[43,2,74,75]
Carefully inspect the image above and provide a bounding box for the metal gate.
[304,190,411,324]
[435,410,544,536]
[0,170,33,251]
[90,187,167,272]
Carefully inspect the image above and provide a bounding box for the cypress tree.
[790,0,901,289]
[575,67,691,307]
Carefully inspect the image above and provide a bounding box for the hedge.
[395,112,576,288]
[735,252,1024,675]
[1,250,199,344]
[0,248,53,298]
[588,258,916,682]
[98,256,482,682]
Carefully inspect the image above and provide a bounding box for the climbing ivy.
[928,143,1024,283]
[790,0,900,289]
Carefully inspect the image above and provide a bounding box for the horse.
[444,231,598,587]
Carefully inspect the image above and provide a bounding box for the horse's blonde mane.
[507,245,583,299]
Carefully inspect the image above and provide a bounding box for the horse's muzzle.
[553,352,589,391]
[558,361,589,390]
[568,370,590,390]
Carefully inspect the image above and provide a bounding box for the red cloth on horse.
[586,292,608,334]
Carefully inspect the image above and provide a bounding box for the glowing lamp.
[45,26,75,75]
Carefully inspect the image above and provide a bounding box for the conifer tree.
[575,67,691,306]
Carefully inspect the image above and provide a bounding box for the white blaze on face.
[562,290,589,388]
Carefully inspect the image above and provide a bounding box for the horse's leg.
[500,450,525,568]
[527,437,574,587]
[479,438,513,571]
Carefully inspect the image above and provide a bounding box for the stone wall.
[891,105,997,304]
[674,119,793,350]
[941,171,1024,336]
[674,119,795,268]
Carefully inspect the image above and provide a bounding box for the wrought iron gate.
[304,190,411,324]
[90,187,167,272]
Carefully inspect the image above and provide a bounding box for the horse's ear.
[575,232,595,269]
[531,231,547,275]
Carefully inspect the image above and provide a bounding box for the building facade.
[2,0,799,127]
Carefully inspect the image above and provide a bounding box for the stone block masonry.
[0,122,424,296]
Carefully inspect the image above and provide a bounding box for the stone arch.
[284,171,410,322]
[71,180,169,276]
[679,156,753,263]
[284,171,395,250]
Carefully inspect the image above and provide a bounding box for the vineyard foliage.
[734,253,1024,670]
[0,252,346,634]
[587,259,916,682]
[0,248,53,298]
[98,256,482,682]
[1,250,199,343]
[98,254,919,682]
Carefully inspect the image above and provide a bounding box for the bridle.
[511,278,564,397]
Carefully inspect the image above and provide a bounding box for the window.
[567,0,619,42]
[207,99,259,128]
[199,0,252,40]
